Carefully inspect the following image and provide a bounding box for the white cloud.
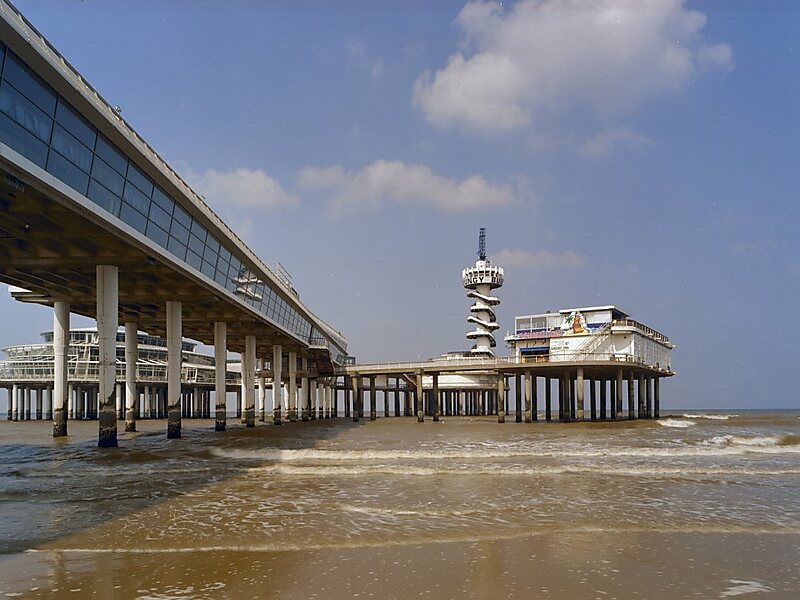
[297,160,519,213]
[492,249,586,270]
[185,167,297,210]
[579,127,651,158]
[412,0,734,133]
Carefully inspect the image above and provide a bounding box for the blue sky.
[2,0,799,409]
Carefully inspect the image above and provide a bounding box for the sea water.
[0,411,798,598]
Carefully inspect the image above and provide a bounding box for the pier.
[0,1,672,440]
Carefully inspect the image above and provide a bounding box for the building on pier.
[0,327,239,421]
[505,305,673,370]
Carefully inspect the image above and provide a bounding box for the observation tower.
[462,228,504,357]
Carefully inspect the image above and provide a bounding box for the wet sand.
[0,414,798,598]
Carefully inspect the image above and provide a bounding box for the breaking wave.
[683,413,737,420]
[659,419,695,428]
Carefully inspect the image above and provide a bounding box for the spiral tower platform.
[461,229,504,357]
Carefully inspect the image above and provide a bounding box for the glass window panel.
[170,221,189,244]
[3,53,56,115]
[55,100,96,149]
[225,274,237,292]
[90,156,124,196]
[95,134,127,175]
[188,233,204,256]
[186,250,202,270]
[122,182,151,215]
[167,237,187,260]
[148,203,171,231]
[201,260,215,279]
[46,150,89,195]
[173,204,191,229]
[204,246,218,267]
[87,180,121,216]
[119,202,147,234]
[0,81,52,141]
[214,268,228,287]
[190,219,206,237]
[0,110,47,168]
[206,235,220,255]
[51,125,92,173]
[145,221,169,248]
[151,186,174,214]
[126,162,153,197]
[219,245,231,263]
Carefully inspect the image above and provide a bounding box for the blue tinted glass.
[46,150,89,194]
[95,134,127,175]
[214,268,228,287]
[219,245,231,263]
[167,236,187,260]
[126,162,153,196]
[120,202,147,233]
[151,187,174,214]
[0,110,47,167]
[204,246,218,266]
[0,81,52,141]
[91,157,124,196]
[55,100,96,149]
[173,204,191,229]
[148,203,171,231]
[188,233,204,256]
[87,179,121,216]
[186,250,202,270]
[190,219,206,237]
[3,53,56,115]
[122,182,151,215]
[206,235,220,255]
[145,222,168,248]
[200,260,215,279]
[51,125,92,172]
[170,221,189,244]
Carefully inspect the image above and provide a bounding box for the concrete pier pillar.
[383,386,390,418]
[272,344,283,425]
[351,376,360,422]
[288,351,297,422]
[646,376,654,419]
[432,373,441,422]
[557,376,565,422]
[514,373,522,423]
[545,377,552,422]
[343,376,350,418]
[308,379,322,421]
[35,389,42,420]
[23,387,29,420]
[636,373,647,419]
[394,378,401,416]
[616,368,624,420]
[599,379,607,420]
[124,322,138,432]
[497,376,505,423]
[11,383,18,421]
[576,368,585,421]
[627,375,635,420]
[96,265,119,448]
[654,377,660,419]
[244,336,256,427]
[369,376,377,421]
[213,323,227,430]
[609,378,617,421]
[258,357,267,422]
[166,300,182,439]
[52,302,69,436]
[416,372,424,422]
[301,376,309,421]
[115,384,123,420]
[523,372,532,423]
[589,377,596,421]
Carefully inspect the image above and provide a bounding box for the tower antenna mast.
[478,227,486,261]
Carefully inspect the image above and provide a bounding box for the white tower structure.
[462,228,504,357]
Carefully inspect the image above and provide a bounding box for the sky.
[1,0,799,409]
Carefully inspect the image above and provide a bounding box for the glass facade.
[0,41,346,359]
